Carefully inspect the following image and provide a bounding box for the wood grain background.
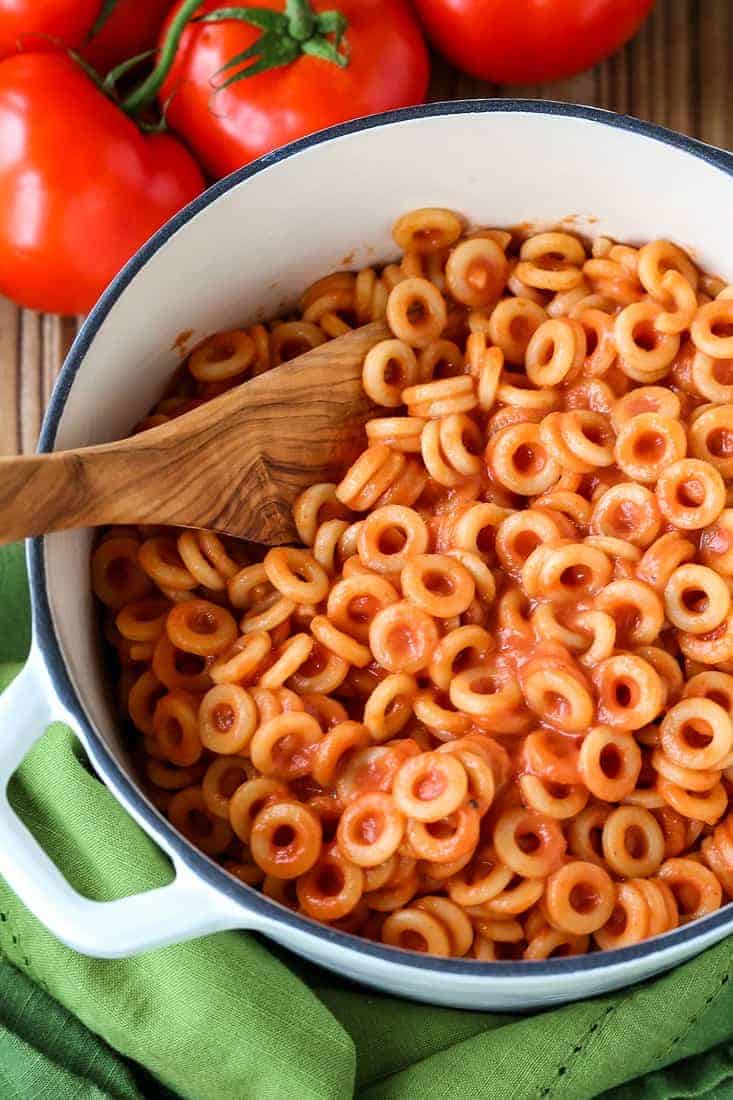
[1,0,730,457]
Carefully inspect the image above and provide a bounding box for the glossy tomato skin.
[412,0,654,84]
[0,1,173,74]
[81,0,174,74]
[0,54,204,313]
[161,0,430,179]
[0,0,98,59]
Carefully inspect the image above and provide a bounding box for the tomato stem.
[196,0,349,86]
[285,0,314,42]
[121,0,206,116]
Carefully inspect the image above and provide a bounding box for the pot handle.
[0,653,250,957]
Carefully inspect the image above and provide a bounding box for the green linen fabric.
[1,541,733,1100]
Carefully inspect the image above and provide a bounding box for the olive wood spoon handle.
[0,320,388,546]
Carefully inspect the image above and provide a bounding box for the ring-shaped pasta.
[138,536,196,592]
[152,634,211,694]
[589,482,661,546]
[689,404,733,478]
[530,542,612,603]
[578,727,642,801]
[516,232,585,291]
[428,626,493,691]
[664,563,731,634]
[595,579,665,646]
[481,876,545,918]
[614,413,687,483]
[658,857,723,923]
[637,531,696,589]
[263,547,330,605]
[448,666,522,722]
[518,775,588,819]
[593,882,649,950]
[363,673,418,742]
[521,664,594,733]
[168,787,234,856]
[381,907,452,955]
[611,385,681,432]
[366,416,426,453]
[401,553,475,618]
[656,777,728,825]
[659,697,733,770]
[369,600,439,675]
[602,805,665,877]
[567,805,610,866]
[357,505,429,575]
[201,755,253,819]
[575,610,617,669]
[691,350,733,404]
[445,236,508,307]
[188,329,254,381]
[293,482,350,546]
[405,804,480,863]
[337,792,405,867]
[199,683,257,754]
[593,654,664,730]
[637,239,699,296]
[531,603,587,653]
[656,459,726,530]
[392,752,468,822]
[209,631,271,685]
[362,339,418,406]
[230,778,290,844]
[544,860,616,935]
[153,692,202,767]
[248,799,323,879]
[392,208,463,255]
[651,749,721,792]
[310,720,369,787]
[116,598,168,644]
[412,689,471,738]
[683,670,733,715]
[653,269,699,335]
[249,712,323,780]
[521,728,581,785]
[488,297,547,364]
[495,508,569,576]
[691,298,733,359]
[526,318,586,386]
[615,301,680,373]
[386,277,447,348]
[413,896,474,956]
[436,744,495,815]
[488,421,562,495]
[326,573,399,643]
[493,807,567,878]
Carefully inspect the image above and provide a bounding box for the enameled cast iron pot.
[2,101,732,1011]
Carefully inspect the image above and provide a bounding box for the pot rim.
[30,98,733,980]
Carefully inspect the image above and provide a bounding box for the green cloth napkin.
[2,542,733,1100]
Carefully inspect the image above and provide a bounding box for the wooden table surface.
[2,0,731,457]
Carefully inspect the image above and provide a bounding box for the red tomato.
[160,0,429,179]
[0,1,172,73]
[0,53,204,313]
[0,0,98,59]
[82,0,174,74]
[412,0,655,84]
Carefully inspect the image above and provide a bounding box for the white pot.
[2,101,732,1011]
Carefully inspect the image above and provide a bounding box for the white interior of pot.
[41,108,733,768]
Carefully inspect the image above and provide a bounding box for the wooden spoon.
[0,320,389,546]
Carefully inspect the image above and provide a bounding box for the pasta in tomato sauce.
[93,209,733,960]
